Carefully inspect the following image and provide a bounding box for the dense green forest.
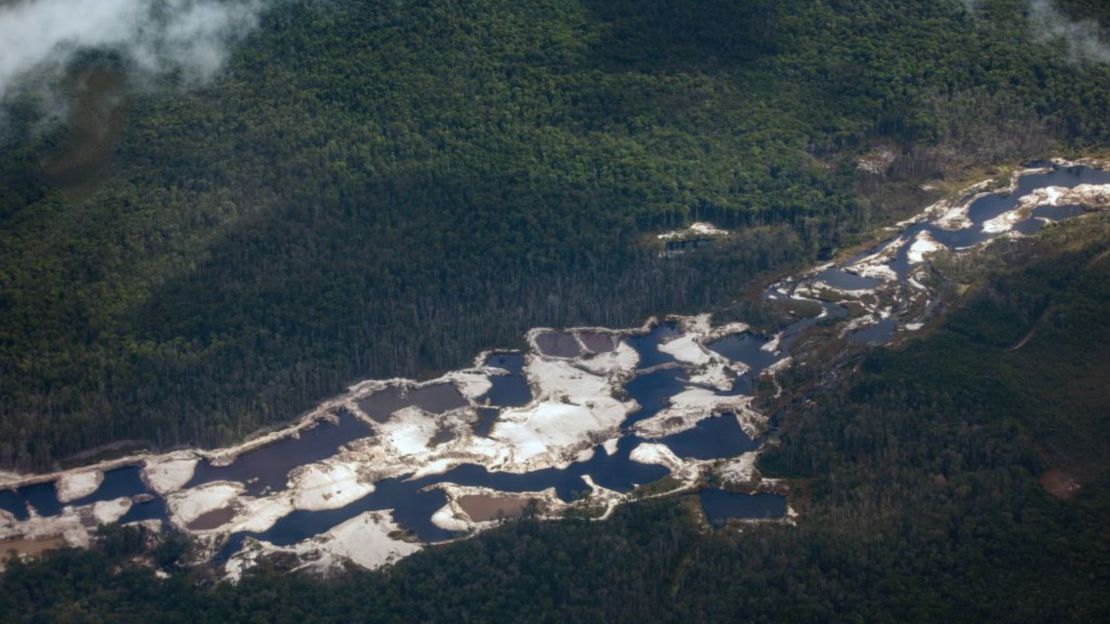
[3,209,1108,623]
[1,0,1109,469]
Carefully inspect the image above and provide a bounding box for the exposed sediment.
[2,159,1108,576]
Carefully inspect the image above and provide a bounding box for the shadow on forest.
[579,0,786,72]
[124,155,802,445]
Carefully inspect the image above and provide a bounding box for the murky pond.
[848,317,898,345]
[186,411,371,496]
[699,489,786,525]
[219,477,453,560]
[473,407,501,438]
[358,383,468,423]
[577,331,617,353]
[661,414,758,459]
[628,321,681,368]
[622,368,686,429]
[409,383,469,414]
[0,482,62,520]
[534,332,582,358]
[708,332,780,377]
[218,433,673,560]
[68,466,150,507]
[0,489,27,520]
[1032,203,1087,221]
[1012,218,1045,235]
[457,495,533,521]
[188,506,238,531]
[816,268,880,291]
[357,386,409,423]
[479,352,531,407]
[431,435,670,503]
[117,496,169,524]
[0,535,66,562]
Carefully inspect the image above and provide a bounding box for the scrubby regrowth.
[2,159,1108,578]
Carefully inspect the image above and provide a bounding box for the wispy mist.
[1028,0,1110,63]
[0,0,268,103]
[959,0,1108,64]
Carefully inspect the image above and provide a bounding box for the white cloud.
[0,0,268,101]
[1028,0,1110,64]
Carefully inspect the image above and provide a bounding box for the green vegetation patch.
[1,1,1108,468]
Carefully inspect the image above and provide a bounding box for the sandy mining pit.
[2,159,1108,579]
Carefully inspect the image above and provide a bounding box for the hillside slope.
[3,206,1109,623]
[2,0,1109,468]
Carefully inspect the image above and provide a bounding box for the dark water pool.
[534,332,582,358]
[577,331,617,353]
[210,331,756,559]
[0,489,29,520]
[964,166,1098,225]
[358,383,468,423]
[0,482,62,519]
[1033,203,1087,221]
[628,321,681,369]
[409,383,468,414]
[2,467,164,522]
[479,352,531,407]
[218,482,451,562]
[1013,218,1045,235]
[888,165,1110,278]
[186,412,371,496]
[622,368,686,429]
[357,386,408,423]
[661,414,758,460]
[707,332,780,377]
[849,317,898,345]
[887,225,979,277]
[816,268,879,291]
[118,496,170,524]
[793,166,1110,347]
[699,489,786,525]
[473,407,501,438]
[68,466,151,507]
[217,434,672,560]
[429,436,668,503]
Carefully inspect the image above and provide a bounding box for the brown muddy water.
[577,331,617,353]
[535,332,582,357]
[457,495,534,521]
[357,383,468,423]
[0,536,66,563]
[187,506,239,531]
